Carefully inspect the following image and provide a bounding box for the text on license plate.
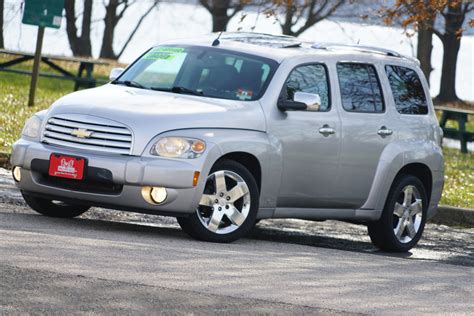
[48,154,86,180]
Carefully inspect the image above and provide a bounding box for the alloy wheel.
[196,170,251,234]
[392,185,423,243]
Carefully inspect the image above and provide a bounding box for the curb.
[430,205,474,228]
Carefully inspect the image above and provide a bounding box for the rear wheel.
[22,192,90,218]
[368,175,427,252]
[177,160,259,243]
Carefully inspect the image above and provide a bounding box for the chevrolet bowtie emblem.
[71,128,93,139]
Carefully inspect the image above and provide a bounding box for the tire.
[22,192,90,218]
[177,159,259,243]
[368,175,428,252]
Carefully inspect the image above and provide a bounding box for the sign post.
[22,0,64,107]
[28,26,45,107]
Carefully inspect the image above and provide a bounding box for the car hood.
[46,84,266,155]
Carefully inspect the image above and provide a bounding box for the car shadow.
[249,224,474,266]
[3,210,472,266]
[1,211,185,244]
[249,225,407,257]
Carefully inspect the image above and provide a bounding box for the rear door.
[335,62,395,208]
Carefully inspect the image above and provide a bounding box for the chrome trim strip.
[42,115,133,155]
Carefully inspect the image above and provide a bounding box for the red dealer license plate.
[48,154,86,180]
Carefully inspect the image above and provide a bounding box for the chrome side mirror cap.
[109,68,125,81]
[294,92,321,111]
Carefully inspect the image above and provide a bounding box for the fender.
[361,139,444,216]
[148,128,282,213]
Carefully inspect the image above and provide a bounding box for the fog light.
[141,186,167,205]
[12,166,21,182]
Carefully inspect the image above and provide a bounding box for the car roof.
[160,32,420,67]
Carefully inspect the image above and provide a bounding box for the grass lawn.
[0,61,473,209]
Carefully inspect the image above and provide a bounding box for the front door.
[268,63,342,209]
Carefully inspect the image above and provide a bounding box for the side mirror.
[294,92,321,111]
[277,98,307,111]
[278,91,322,111]
[109,68,125,81]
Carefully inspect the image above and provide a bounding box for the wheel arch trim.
[361,140,443,216]
[170,128,282,210]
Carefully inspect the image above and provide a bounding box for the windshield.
[114,45,279,101]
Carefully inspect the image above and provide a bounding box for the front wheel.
[368,175,428,252]
[22,192,90,218]
[177,160,259,243]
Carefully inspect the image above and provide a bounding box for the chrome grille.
[42,115,132,155]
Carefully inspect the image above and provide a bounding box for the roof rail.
[311,43,420,64]
[220,32,302,48]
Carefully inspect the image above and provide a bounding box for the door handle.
[319,125,335,136]
[377,126,393,137]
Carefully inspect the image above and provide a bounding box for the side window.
[282,64,330,111]
[385,65,428,114]
[337,63,384,113]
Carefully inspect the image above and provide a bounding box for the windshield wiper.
[171,86,203,96]
[113,80,147,89]
[151,86,203,96]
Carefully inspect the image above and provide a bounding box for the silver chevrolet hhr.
[11,33,444,252]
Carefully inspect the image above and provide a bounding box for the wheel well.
[217,152,262,192]
[396,163,433,204]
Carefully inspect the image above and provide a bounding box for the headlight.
[21,115,42,139]
[150,137,206,158]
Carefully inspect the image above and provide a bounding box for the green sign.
[143,47,186,60]
[22,0,64,29]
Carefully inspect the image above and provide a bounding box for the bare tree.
[435,2,473,102]
[0,0,4,49]
[100,0,159,60]
[269,0,346,37]
[199,0,248,32]
[65,0,93,57]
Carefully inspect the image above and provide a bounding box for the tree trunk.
[280,3,294,36]
[0,0,4,49]
[211,6,230,32]
[200,0,243,33]
[437,34,461,102]
[416,20,434,84]
[65,0,92,57]
[100,0,119,59]
[436,4,465,102]
[208,0,231,32]
[79,0,93,56]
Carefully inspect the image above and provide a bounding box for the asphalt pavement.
[1,202,473,315]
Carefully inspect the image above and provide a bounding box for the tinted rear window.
[385,65,428,114]
[337,63,384,113]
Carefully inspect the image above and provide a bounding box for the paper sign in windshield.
[143,47,185,60]
[237,89,253,101]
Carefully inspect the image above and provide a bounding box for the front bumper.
[11,139,218,215]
